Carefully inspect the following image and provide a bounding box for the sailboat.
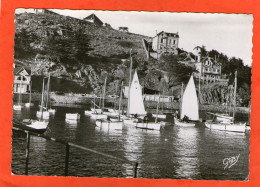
[136,92,166,131]
[13,83,23,110]
[205,71,246,133]
[36,78,50,119]
[174,74,199,127]
[46,73,56,115]
[17,79,49,134]
[25,81,34,107]
[89,77,108,120]
[124,70,165,131]
[152,96,167,119]
[96,81,124,130]
[123,70,146,125]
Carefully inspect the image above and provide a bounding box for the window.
[173,40,176,44]
[161,38,164,43]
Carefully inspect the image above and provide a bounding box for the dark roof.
[13,66,31,75]
[154,31,179,38]
[83,14,103,25]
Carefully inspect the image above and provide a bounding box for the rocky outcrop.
[199,83,234,105]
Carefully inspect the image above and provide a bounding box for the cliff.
[14,11,251,106]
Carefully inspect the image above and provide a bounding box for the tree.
[160,54,194,86]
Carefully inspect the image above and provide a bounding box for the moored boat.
[205,72,247,133]
[174,75,199,127]
[36,110,50,119]
[152,114,166,119]
[96,119,123,130]
[90,113,107,120]
[174,117,196,127]
[13,105,22,111]
[13,83,23,111]
[66,113,80,120]
[205,121,246,133]
[136,121,166,131]
[13,118,48,134]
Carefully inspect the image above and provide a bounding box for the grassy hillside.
[14,12,150,93]
[14,11,251,106]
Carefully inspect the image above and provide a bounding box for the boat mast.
[46,73,50,110]
[102,76,107,109]
[40,79,45,120]
[232,71,237,122]
[180,82,184,118]
[127,49,133,116]
[93,96,96,110]
[155,94,160,123]
[18,83,22,105]
[114,80,118,110]
[29,81,32,104]
[118,81,123,121]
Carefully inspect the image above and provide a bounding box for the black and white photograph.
[12,9,252,180]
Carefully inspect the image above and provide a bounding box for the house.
[119,27,129,32]
[194,56,228,84]
[13,66,31,93]
[152,31,179,56]
[83,14,103,26]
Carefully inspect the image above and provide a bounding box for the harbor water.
[12,104,250,180]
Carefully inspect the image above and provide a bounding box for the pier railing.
[12,127,139,178]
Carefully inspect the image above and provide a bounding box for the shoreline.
[13,93,250,114]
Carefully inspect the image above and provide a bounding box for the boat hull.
[136,122,166,131]
[123,118,138,126]
[152,114,166,119]
[13,120,48,134]
[84,110,93,116]
[96,120,123,130]
[48,109,56,115]
[66,113,80,120]
[25,103,34,107]
[205,121,246,133]
[90,114,107,120]
[174,117,196,127]
[36,111,50,119]
[13,105,22,111]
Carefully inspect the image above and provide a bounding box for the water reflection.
[12,104,250,180]
[174,127,200,179]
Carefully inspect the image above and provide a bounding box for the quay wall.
[13,93,250,113]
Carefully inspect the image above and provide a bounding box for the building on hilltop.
[13,66,31,93]
[152,31,179,56]
[193,46,228,84]
[15,9,59,15]
[83,14,103,26]
[119,27,129,32]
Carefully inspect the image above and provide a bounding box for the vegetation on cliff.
[14,12,251,106]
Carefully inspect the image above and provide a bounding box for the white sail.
[129,71,146,115]
[180,75,199,121]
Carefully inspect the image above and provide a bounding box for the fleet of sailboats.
[13,57,250,135]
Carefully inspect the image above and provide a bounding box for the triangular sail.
[129,71,146,115]
[180,75,199,121]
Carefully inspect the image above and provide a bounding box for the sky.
[16,9,253,66]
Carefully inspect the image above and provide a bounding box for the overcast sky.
[16,9,253,66]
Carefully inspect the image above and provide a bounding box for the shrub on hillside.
[117,41,135,48]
